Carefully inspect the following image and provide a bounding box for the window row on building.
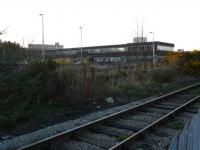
[64,47,126,55]
[45,41,174,59]
[29,43,64,50]
[128,45,153,51]
[157,45,174,51]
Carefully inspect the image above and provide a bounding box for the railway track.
[15,83,200,150]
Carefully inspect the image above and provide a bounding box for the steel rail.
[109,95,200,150]
[18,82,200,150]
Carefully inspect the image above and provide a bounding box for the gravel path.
[0,99,145,150]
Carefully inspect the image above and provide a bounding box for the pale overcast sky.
[0,0,200,50]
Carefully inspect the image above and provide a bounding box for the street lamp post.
[80,26,82,59]
[39,14,45,60]
[149,32,155,65]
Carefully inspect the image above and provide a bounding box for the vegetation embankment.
[0,50,200,137]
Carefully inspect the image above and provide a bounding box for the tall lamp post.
[80,26,83,59]
[39,14,45,60]
[149,32,155,65]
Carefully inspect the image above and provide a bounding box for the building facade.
[28,42,63,50]
[46,41,174,63]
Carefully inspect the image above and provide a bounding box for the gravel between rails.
[0,99,145,150]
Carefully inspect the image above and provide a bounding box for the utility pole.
[80,26,83,59]
[39,14,45,61]
[149,32,155,65]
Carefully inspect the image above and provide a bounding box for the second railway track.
[11,82,200,150]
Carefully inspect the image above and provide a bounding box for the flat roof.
[48,41,174,52]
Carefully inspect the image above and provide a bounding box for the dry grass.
[0,59,196,132]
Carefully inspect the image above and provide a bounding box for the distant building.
[28,42,63,50]
[45,41,174,63]
[133,37,147,43]
[177,49,184,52]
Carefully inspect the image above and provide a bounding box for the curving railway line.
[11,83,200,150]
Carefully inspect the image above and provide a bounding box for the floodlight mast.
[39,14,45,61]
[80,26,83,59]
[149,32,155,65]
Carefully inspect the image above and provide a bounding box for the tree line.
[0,40,43,63]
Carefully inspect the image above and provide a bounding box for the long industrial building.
[45,41,174,63]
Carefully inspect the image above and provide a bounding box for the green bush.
[183,60,200,76]
[120,83,143,97]
[151,69,175,83]
[26,59,57,76]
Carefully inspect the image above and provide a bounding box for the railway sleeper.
[158,101,182,107]
[121,114,158,123]
[59,140,104,150]
[131,111,163,118]
[140,107,171,114]
[153,127,179,137]
[106,118,147,132]
[129,133,173,150]
[148,104,178,110]
[91,124,134,137]
[74,131,118,149]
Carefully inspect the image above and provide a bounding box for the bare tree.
[0,26,9,35]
